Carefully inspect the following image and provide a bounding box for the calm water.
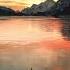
[0,16,70,70]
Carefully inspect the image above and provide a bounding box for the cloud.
[0,0,28,10]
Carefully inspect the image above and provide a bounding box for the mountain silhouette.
[0,6,16,16]
[21,0,70,16]
[0,6,23,16]
[0,0,70,16]
[51,0,70,16]
[21,0,55,16]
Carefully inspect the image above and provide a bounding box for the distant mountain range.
[0,6,23,16]
[0,6,16,16]
[0,0,70,16]
[21,0,70,16]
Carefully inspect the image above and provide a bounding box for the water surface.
[0,17,70,70]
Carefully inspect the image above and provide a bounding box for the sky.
[0,0,46,10]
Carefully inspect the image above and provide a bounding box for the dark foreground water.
[0,16,70,70]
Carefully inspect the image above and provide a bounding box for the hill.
[21,0,70,16]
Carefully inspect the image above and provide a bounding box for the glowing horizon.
[0,0,28,10]
[0,0,45,10]
[0,0,58,10]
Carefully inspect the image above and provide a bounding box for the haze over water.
[0,17,70,70]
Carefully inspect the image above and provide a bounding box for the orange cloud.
[0,1,28,10]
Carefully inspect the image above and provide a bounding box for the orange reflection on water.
[0,17,63,42]
[0,17,70,70]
